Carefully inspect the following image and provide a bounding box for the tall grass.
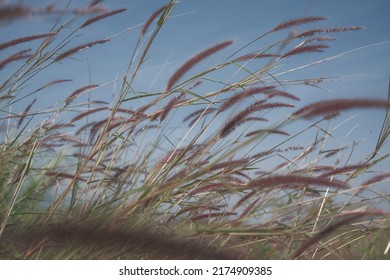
[0,1,389,260]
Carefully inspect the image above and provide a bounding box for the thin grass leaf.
[371,75,390,159]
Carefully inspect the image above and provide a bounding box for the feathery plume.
[0,33,56,51]
[303,36,336,43]
[71,107,107,122]
[65,84,99,104]
[166,40,234,91]
[0,49,31,69]
[358,172,390,193]
[271,16,327,32]
[208,158,251,172]
[267,90,300,101]
[325,26,364,33]
[17,98,36,129]
[55,39,109,62]
[141,4,171,36]
[74,5,108,15]
[44,79,73,87]
[241,117,269,123]
[220,102,294,138]
[183,107,217,124]
[159,93,185,122]
[292,98,390,119]
[247,174,349,189]
[320,164,369,177]
[296,29,324,38]
[296,26,363,38]
[80,8,127,28]
[281,44,329,58]
[218,86,275,113]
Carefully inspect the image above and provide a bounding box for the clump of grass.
[0,1,389,260]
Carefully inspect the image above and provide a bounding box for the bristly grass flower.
[0,1,388,260]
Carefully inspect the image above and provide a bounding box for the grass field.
[0,1,389,259]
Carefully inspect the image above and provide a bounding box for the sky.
[1,0,389,194]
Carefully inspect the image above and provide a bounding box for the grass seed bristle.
[271,16,327,32]
[159,93,185,122]
[218,86,276,113]
[65,84,99,104]
[358,172,390,193]
[71,107,107,122]
[0,50,32,69]
[141,4,171,36]
[320,164,369,177]
[220,102,294,138]
[0,32,56,51]
[293,99,390,119]
[17,98,36,129]
[166,40,234,91]
[55,39,109,62]
[80,8,127,28]
[267,90,300,101]
[281,44,329,58]
[247,174,349,189]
